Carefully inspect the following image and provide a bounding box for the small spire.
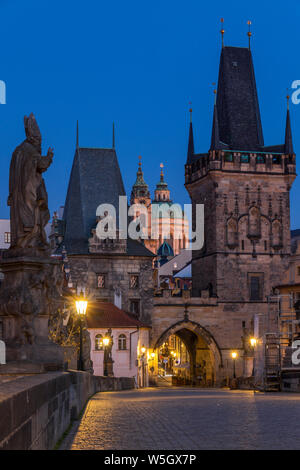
[76,120,79,149]
[284,94,294,154]
[212,83,217,105]
[189,101,192,123]
[160,163,164,181]
[220,18,225,48]
[247,20,252,49]
[210,90,222,151]
[187,104,194,164]
[112,122,115,149]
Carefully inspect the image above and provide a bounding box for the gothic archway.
[152,320,223,386]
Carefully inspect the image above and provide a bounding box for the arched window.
[118,334,127,350]
[95,334,103,351]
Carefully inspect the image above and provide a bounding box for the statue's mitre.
[24,112,41,140]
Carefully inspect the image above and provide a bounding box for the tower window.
[130,275,139,289]
[241,240,244,250]
[264,240,267,251]
[130,299,140,315]
[256,154,265,164]
[97,274,106,288]
[240,154,250,163]
[224,153,233,162]
[272,155,281,164]
[4,232,10,244]
[248,273,263,301]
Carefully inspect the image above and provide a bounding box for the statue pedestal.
[0,256,64,373]
[106,358,114,377]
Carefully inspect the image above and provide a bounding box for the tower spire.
[220,18,225,48]
[210,88,222,151]
[112,122,115,149]
[247,20,252,50]
[284,94,294,154]
[187,103,194,164]
[76,120,79,149]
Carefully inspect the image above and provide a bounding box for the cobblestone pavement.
[62,388,300,450]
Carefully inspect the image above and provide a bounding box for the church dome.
[157,240,174,258]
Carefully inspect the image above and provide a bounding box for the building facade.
[130,159,189,256]
[149,42,296,386]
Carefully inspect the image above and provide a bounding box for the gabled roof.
[63,147,126,254]
[216,46,264,150]
[86,302,150,328]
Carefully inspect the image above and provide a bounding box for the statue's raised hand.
[47,147,54,159]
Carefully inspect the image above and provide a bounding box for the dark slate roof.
[216,46,264,150]
[127,238,155,257]
[210,104,226,150]
[63,147,126,254]
[285,109,294,154]
[157,240,174,257]
[261,144,284,153]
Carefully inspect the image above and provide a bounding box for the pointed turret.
[154,164,171,202]
[186,107,194,163]
[210,90,223,151]
[130,156,150,204]
[284,96,294,154]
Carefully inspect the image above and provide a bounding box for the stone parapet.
[0,370,135,450]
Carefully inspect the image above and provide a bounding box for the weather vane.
[212,82,217,105]
[189,101,192,122]
[220,18,225,48]
[247,20,252,49]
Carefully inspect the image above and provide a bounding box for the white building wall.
[0,219,10,249]
[88,327,149,387]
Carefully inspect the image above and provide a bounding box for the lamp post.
[103,335,110,376]
[231,351,237,379]
[75,290,88,371]
[250,337,257,377]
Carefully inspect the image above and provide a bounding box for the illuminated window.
[97,275,105,288]
[118,334,127,350]
[95,334,103,350]
[4,232,10,244]
[130,275,139,289]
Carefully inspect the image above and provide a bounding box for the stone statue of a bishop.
[7,113,53,254]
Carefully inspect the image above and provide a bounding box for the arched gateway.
[151,320,223,387]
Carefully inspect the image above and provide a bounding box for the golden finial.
[212,82,217,105]
[138,155,142,167]
[189,101,192,123]
[160,162,164,177]
[286,91,290,110]
[247,20,252,49]
[220,18,225,48]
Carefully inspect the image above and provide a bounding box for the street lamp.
[103,335,110,376]
[250,337,257,377]
[75,290,88,371]
[141,345,146,355]
[231,351,237,378]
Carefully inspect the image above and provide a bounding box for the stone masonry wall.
[0,371,134,450]
[68,255,153,324]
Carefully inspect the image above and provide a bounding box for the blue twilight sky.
[0,0,299,227]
